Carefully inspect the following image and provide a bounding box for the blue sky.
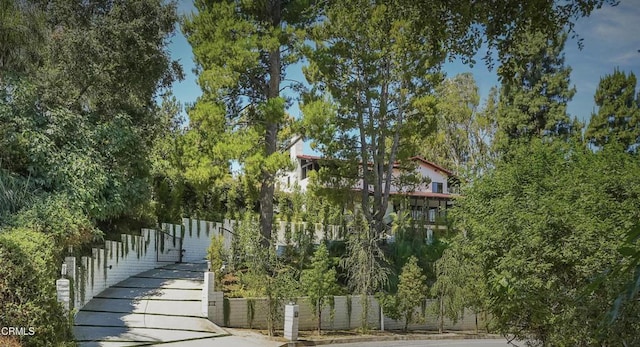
[167,0,640,129]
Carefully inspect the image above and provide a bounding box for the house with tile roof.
[277,139,459,228]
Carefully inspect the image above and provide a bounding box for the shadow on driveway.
[74,263,227,346]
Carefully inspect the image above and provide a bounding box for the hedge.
[0,228,74,346]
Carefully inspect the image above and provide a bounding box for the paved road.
[327,339,515,347]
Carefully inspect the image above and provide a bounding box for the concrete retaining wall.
[66,219,218,311]
[224,295,486,332]
[179,218,236,262]
[66,228,184,310]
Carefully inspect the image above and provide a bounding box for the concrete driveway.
[74,262,228,346]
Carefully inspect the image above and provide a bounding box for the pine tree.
[300,243,339,335]
[495,31,577,149]
[396,256,428,331]
[586,69,640,152]
[183,0,317,246]
[302,0,441,236]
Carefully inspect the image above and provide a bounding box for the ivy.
[346,295,352,329]
[247,299,255,329]
[223,298,230,327]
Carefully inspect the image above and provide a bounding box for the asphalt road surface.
[327,339,517,347]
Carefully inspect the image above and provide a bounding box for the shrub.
[0,170,37,221]
[207,234,226,289]
[11,193,100,247]
[0,335,23,347]
[0,228,74,346]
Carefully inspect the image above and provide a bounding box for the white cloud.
[580,0,640,44]
[611,51,639,65]
[562,1,640,121]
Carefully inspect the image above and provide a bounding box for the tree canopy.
[183,0,318,246]
[451,139,640,345]
[494,30,578,150]
[422,73,496,179]
[0,0,630,343]
[302,0,440,235]
[1,1,181,345]
[0,0,181,243]
[586,68,640,153]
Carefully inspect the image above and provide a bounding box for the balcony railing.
[409,210,447,224]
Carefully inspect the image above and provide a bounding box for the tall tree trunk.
[259,162,275,247]
[259,0,282,248]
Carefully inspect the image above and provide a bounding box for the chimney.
[291,136,304,160]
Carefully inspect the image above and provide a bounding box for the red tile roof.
[297,154,323,161]
[391,191,456,199]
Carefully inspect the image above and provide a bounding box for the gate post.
[202,270,224,325]
[284,303,299,341]
[56,264,70,313]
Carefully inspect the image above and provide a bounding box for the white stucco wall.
[69,229,179,310]
[224,295,486,331]
[415,164,449,193]
[357,163,449,195]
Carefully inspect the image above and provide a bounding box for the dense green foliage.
[341,0,616,74]
[0,228,73,346]
[0,0,628,341]
[207,234,227,289]
[383,214,447,292]
[303,0,440,236]
[451,139,640,345]
[1,0,181,240]
[231,214,300,336]
[1,1,180,344]
[148,95,243,223]
[585,69,640,152]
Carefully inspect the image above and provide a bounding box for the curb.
[278,333,503,346]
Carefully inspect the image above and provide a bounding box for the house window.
[432,182,443,193]
[300,160,318,180]
[428,208,437,222]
